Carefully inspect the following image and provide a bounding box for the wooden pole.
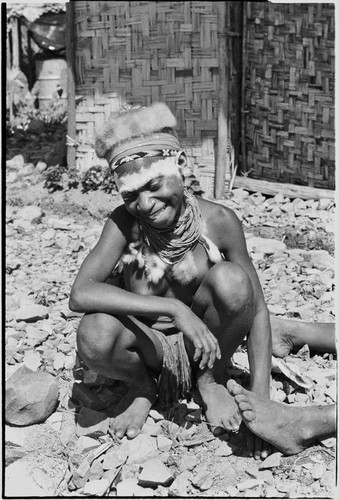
[215,1,229,199]
[241,2,248,173]
[11,17,20,69]
[27,29,33,90]
[232,175,335,201]
[7,24,12,69]
[66,1,76,169]
[232,2,243,172]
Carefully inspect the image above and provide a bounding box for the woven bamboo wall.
[243,2,335,189]
[73,0,227,187]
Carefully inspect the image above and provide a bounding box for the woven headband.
[113,149,180,169]
[108,132,181,170]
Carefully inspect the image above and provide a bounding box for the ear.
[177,151,187,177]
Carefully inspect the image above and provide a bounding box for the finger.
[199,347,210,370]
[208,331,221,360]
[193,345,202,363]
[204,334,217,369]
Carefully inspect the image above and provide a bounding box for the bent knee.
[77,313,123,365]
[205,261,254,313]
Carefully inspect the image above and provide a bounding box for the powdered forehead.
[114,156,181,193]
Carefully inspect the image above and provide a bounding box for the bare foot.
[270,316,295,358]
[227,380,316,455]
[197,375,241,435]
[110,375,157,439]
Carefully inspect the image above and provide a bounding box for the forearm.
[69,281,179,319]
[247,307,272,396]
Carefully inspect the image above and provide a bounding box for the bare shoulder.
[197,196,240,230]
[197,197,245,251]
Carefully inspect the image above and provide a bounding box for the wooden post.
[7,24,12,69]
[27,29,34,90]
[232,2,243,173]
[241,2,248,173]
[66,1,76,169]
[215,1,229,199]
[11,17,20,69]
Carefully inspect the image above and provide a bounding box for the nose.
[137,191,154,214]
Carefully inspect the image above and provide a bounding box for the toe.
[226,379,242,396]
[126,426,140,439]
[243,409,256,422]
[212,426,227,437]
[238,400,252,412]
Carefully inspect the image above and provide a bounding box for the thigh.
[77,312,164,372]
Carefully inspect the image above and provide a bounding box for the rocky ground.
[5,154,336,497]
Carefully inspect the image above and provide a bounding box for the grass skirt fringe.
[156,331,192,407]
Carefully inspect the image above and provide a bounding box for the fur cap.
[95,102,177,159]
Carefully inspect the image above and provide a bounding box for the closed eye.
[121,191,137,202]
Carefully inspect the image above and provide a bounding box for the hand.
[172,302,221,370]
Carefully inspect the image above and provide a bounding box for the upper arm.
[217,206,267,309]
[72,205,132,287]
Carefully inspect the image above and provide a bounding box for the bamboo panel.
[244,2,335,189]
[73,1,240,177]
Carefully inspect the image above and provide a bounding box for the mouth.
[144,206,167,222]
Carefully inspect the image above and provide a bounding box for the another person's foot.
[197,375,241,435]
[110,374,157,439]
[270,316,296,358]
[227,379,315,455]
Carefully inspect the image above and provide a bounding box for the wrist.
[167,298,183,318]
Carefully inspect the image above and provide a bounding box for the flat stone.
[47,217,73,230]
[15,205,42,223]
[83,479,110,496]
[102,445,129,470]
[168,470,191,496]
[23,350,42,371]
[5,460,53,496]
[319,469,336,487]
[246,237,286,255]
[7,154,25,170]
[6,366,59,426]
[76,407,109,437]
[53,352,66,370]
[226,485,239,497]
[178,453,198,472]
[215,441,238,456]
[5,425,31,447]
[138,458,174,487]
[156,434,173,452]
[45,411,63,432]
[311,463,327,480]
[15,304,49,323]
[259,452,282,469]
[124,433,158,464]
[317,198,332,210]
[116,478,143,497]
[232,188,249,201]
[267,304,286,315]
[191,464,210,489]
[149,409,165,422]
[237,479,264,492]
[74,435,101,456]
[307,250,335,271]
[25,326,50,346]
[142,420,163,437]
